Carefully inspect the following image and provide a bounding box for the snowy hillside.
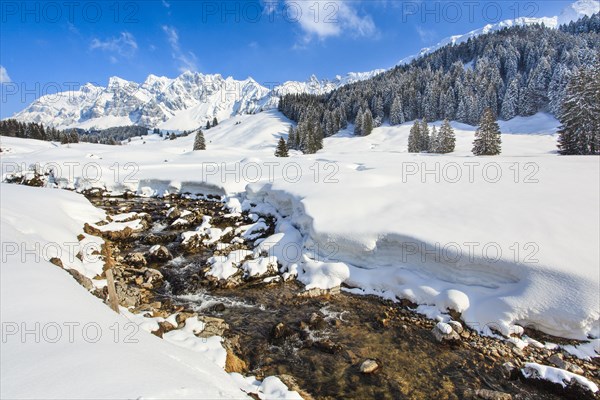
[2,111,598,341]
[10,71,382,131]
[398,0,599,65]
[0,184,250,399]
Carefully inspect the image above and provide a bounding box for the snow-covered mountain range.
[9,0,598,131]
[11,70,384,131]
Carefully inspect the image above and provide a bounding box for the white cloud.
[0,65,11,83]
[90,32,138,59]
[161,0,170,8]
[162,25,198,72]
[415,26,436,43]
[266,0,376,43]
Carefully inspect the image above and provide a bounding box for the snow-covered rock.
[521,362,598,393]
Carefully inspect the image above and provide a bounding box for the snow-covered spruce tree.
[557,64,600,155]
[354,108,364,136]
[408,120,421,153]
[390,97,405,125]
[275,137,289,157]
[501,77,520,120]
[193,130,206,150]
[472,108,502,155]
[419,119,430,152]
[212,117,218,126]
[362,109,374,136]
[371,96,384,127]
[429,126,439,153]
[437,119,456,154]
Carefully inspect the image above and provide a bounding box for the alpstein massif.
[11,70,383,131]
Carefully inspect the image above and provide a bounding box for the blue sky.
[0,0,573,118]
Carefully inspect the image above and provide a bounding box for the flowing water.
[89,194,590,400]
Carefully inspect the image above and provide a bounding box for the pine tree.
[472,108,502,155]
[275,137,289,157]
[193,130,206,150]
[371,96,384,127]
[287,126,296,150]
[206,121,211,130]
[362,109,374,136]
[390,97,405,125]
[354,109,364,136]
[408,120,421,153]
[212,117,218,126]
[437,119,456,154]
[500,77,519,120]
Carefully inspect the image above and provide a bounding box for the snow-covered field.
[1,110,598,346]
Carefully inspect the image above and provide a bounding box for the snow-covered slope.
[398,0,599,65]
[10,71,382,131]
[2,111,598,341]
[0,184,248,399]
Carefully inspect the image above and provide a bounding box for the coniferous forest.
[279,14,600,154]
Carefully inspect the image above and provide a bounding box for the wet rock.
[207,302,226,312]
[308,312,326,330]
[196,316,229,338]
[360,359,380,374]
[270,322,296,344]
[142,232,178,246]
[66,268,94,291]
[148,245,172,261]
[124,252,147,267]
[432,322,461,343]
[313,339,343,354]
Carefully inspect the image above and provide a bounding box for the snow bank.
[522,363,599,393]
[0,184,246,399]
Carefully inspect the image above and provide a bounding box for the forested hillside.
[279,14,600,153]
